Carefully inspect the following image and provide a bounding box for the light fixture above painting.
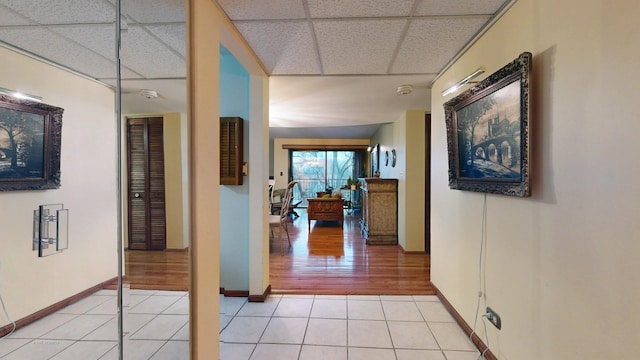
[0,86,42,102]
[441,67,485,96]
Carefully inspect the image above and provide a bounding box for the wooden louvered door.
[127,117,166,250]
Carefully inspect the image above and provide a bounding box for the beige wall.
[0,47,117,325]
[187,0,269,357]
[373,110,426,251]
[431,0,640,358]
[163,113,187,249]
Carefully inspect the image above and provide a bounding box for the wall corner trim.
[248,285,271,302]
[431,282,498,360]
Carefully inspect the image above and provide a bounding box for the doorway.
[126,117,166,250]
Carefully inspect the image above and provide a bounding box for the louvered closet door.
[127,118,166,250]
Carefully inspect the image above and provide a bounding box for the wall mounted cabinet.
[220,117,244,185]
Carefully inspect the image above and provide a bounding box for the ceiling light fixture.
[0,86,43,102]
[138,89,159,99]
[396,84,413,96]
[441,67,485,97]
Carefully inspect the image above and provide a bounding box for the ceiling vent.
[139,89,159,99]
[396,84,413,96]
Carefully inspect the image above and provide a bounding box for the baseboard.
[248,285,271,302]
[398,244,426,254]
[166,247,189,252]
[431,282,498,360]
[219,288,250,297]
[0,277,118,338]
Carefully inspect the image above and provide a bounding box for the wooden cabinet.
[359,178,398,245]
[220,117,243,185]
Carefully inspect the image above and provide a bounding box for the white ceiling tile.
[52,25,114,60]
[314,19,406,74]
[218,0,304,20]
[391,16,489,74]
[0,0,115,24]
[0,3,33,26]
[110,0,185,23]
[0,28,140,79]
[415,0,508,16]
[308,0,414,18]
[120,26,186,78]
[145,24,186,58]
[235,21,320,75]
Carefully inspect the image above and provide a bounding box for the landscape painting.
[0,95,63,191]
[444,52,531,197]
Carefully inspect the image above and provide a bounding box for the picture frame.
[0,94,63,191]
[370,143,379,176]
[444,52,532,197]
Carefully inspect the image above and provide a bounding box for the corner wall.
[430,0,640,358]
[372,110,426,252]
[0,47,117,325]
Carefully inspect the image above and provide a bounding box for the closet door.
[127,117,166,250]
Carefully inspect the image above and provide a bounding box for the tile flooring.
[220,294,482,360]
[0,289,189,360]
[0,291,483,359]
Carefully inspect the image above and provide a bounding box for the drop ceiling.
[0,0,511,138]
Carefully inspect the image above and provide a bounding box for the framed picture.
[444,52,532,197]
[0,94,63,191]
[370,143,379,176]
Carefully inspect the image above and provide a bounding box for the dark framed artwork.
[370,143,379,176]
[0,94,63,191]
[444,52,532,197]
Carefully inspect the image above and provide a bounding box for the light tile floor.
[0,291,483,360]
[220,294,483,360]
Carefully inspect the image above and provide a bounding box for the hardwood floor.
[124,249,189,291]
[270,210,434,295]
[121,210,434,295]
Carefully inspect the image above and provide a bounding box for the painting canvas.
[0,94,63,191]
[444,52,531,197]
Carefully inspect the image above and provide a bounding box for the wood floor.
[122,210,433,295]
[270,210,434,295]
[124,249,188,291]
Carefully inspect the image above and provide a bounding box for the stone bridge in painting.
[473,135,519,168]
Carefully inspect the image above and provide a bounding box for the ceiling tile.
[391,16,489,74]
[308,0,414,18]
[218,0,304,20]
[145,24,186,58]
[0,3,33,26]
[0,0,115,24]
[415,0,508,16]
[120,26,186,78]
[314,19,406,74]
[108,0,185,23]
[235,21,320,75]
[0,28,140,79]
[52,25,115,60]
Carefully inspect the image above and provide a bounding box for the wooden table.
[307,198,344,228]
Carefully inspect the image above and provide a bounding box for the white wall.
[430,0,640,358]
[0,47,117,325]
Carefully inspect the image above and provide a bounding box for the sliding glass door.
[290,150,356,206]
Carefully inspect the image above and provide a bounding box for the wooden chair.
[269,181,297,249]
